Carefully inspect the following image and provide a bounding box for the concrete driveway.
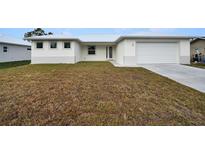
[140,64,205,93]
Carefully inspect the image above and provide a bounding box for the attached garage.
[116,36,191,66]
[136,42,179,64]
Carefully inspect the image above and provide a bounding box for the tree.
[48,32,53,35]
[24,28,53,38]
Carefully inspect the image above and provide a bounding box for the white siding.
[0,43,31,63]
[81,45,106,61]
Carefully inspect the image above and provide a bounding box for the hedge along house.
[25,35,192,66]
[0,35,31,63]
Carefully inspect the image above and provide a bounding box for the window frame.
[3,46,8,52]
[36,42,43,49]
[88,46,96,55]
[50,41,57,49]
[64,42,71,49]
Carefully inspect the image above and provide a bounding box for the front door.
[106,46,113,59]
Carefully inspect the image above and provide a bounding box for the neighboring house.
[190,38,205,61]
[25,35,192,66]
[0,36,31,63]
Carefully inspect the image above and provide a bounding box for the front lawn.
[0,61,205,125]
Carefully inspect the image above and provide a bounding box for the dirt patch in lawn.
[0,61,205,125]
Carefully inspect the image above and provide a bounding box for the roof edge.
[24,37,81,42]
[0,41,31,47]
[24,35,196,43]
[190,37,205,43]
[115,35,195,42]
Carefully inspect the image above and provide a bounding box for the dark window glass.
[64,42,70,48]
[3,46,8,52]
[50,42,57,48]
[88,46,96,55]
[109,47,113,58]
[27,47,31,51]
[36,42,43,48]
[106,46,108,58]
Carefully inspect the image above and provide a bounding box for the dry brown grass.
[0,61,205,125]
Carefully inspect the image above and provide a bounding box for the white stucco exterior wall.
[28,37,191,65]
[31,40,116,63]
[123,39,137,65]
[81,45,107,61]
[73,41,81,62]
[0,43,31,63]
[124,39,136,56]
[31,41,77,64]
[179,40,191,64]
[112,47,116,60]
[116,40,125,65]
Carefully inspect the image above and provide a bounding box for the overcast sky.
[0,28,205,39]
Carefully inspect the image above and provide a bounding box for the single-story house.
[0,36,31,63]
[190,38,205,62]
[25,35,192,66]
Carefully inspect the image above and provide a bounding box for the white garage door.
[136,42,179,64]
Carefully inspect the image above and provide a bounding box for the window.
[27,47,31,51]
[3,46,8,52]
[50,42,57,48]
[88,46,96,55]
[64,42,70,48]
[36,42,43,48]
